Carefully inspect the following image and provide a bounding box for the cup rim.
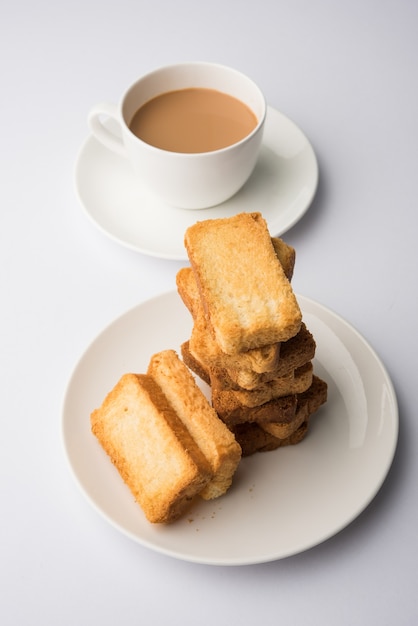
[120,61,267,158]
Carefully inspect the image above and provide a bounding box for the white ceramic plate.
[74,106,318,260]
[62,292,398,566]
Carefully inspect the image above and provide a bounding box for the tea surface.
[129,88,258,153]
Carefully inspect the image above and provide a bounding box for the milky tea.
[129,88,258,154]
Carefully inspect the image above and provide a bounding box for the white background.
[2,1,417,624]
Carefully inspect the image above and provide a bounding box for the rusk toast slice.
[270,236,296,282]
[183,314,315,390]
[212,390,299,427]
[260,375,328,439]
[181,339,298,426]
[180,340,211,386]
[210,362,314,408]
[233,420,309,457]
[222,323,316,390]
[147,350,241,500]
[177,267,281,373]
[177,233,295,318]
[184,212,302,353]
[232,376,328,455]
[91,373,212,523]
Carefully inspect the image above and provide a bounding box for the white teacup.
[88,62,266,209]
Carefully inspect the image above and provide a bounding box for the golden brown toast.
[184,212,302,353]
[147,350,241,500]
[181,339,299,426]
[260,375,328,439]
[178,233,296,317]
[180,340,211,385]
[177,266,282,374]
[176,235,300,378]
[210,362,314,408]
[91,373,212,523]
[270,236,296,281]
[222,323,316,390]
[213,391,299,427]
[233,420,309,457]
[232,376,328,455]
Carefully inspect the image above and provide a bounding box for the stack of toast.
[90,211,327,524]
[178,212,327,456]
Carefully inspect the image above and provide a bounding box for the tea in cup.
[88,62,266,209]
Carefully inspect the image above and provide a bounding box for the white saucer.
[74,106,318,260]
[62,292,398,566]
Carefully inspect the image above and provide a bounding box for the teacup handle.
[88,103,128,158]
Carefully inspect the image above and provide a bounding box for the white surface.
[63,292,398,566]
[75,106,318,258]
[2,0,417,624]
